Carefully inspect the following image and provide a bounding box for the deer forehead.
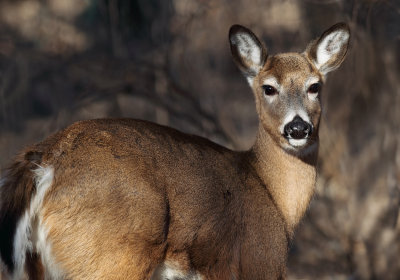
[260,54,321,88]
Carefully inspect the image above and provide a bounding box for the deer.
[0,22,350,279]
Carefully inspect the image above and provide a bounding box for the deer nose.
[284,116,312,140]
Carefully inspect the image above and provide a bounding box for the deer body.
[0,23,350,279]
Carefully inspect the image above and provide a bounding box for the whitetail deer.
[0,23,349,279]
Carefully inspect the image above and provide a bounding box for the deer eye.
[308,83,321,94]
[262,85,278,96]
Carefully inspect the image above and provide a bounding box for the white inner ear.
[315,30,349,69]
[236,32,262,67]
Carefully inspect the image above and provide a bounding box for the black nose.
[284,116,312,139]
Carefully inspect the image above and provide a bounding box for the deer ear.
[306,23,350,75]
[229,25,267,80]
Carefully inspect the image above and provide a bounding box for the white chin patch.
[288,138,308,147]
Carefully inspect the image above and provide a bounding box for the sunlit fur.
[0,23,349,279]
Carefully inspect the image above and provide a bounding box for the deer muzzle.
[284,116,313,140]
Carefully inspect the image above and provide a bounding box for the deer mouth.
[287,138,308,147]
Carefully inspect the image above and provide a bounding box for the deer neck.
[248,126,318,235]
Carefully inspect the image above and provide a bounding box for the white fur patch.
[246,76,254,86]
[288,138,307,147]
[283,141,318,156]
[296,110,311,124]
[31,166,54,217]
[315,30,349,71]
[12,165,62,279]
[13,212,31,279]
[305,76,320,89]
[308,92,318,101]
[153,262,203,280]
[262,77,280,89]
[163,266,186,279]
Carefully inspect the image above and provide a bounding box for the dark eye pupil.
[262,85,277,96]
[308,83,321,93]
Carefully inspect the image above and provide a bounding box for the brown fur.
[25,252,44,280]
[35,119,288,279]
[0,23,350,279]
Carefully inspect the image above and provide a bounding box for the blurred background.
[0,0,399,278]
